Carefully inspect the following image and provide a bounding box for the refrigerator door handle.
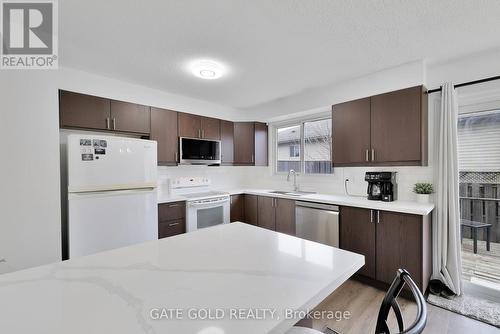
[69,187,156,199]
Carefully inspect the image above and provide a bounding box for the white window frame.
[273,113,332,176]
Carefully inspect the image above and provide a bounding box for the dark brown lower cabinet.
[275,199,296,235]
[158,201,186,239]
[230,194,245,223]
[376,211,425,290]
[340,206,431,292]
[340,206,376,278]
[244,195,258,226]
[258,196,276,230]
[158,219,185,238]
[232,195,295,233]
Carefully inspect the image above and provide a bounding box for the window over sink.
[276,118,332,174]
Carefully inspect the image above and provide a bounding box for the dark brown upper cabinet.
[233,122,268,166]
[201,116,221,140]
[59,90,111,130]
[221,120,234,165]
[332,85,427,167]
[332,97,371,165]
[370,86,427,165]
[59,90,150,135]
[110,100,150,134]
[178,113,220,140]
[178,112,201,138]
[150,107,178,165]
[234,122,255,165]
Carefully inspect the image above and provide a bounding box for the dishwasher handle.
[295,201,339,212]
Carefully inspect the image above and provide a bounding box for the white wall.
[426,47,500,89]
[0,67,241,274]
[249,60,426,122]
[0,71,61,274]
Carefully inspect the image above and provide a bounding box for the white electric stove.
[168,177,230,232]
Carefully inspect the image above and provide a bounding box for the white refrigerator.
[67,134,158,258]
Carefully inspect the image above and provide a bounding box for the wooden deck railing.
[459,182,500,243]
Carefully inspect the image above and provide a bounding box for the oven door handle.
[189,198,229,207]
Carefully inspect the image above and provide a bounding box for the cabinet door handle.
[168,222,180,227]
[174,152,178,162]
[371,149,375,162]
[376,210,380,224]
[365,149,369,162]
[198,129,201,138]
[112,118,116,130]
[202,129,205,138]
[106,117,110,129]
[168,204,180,207]
[251,154,254,163]
[370,210,373,223]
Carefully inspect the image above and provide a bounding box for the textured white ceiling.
[60,0,500,113]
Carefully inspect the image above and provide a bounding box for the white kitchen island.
[0,223,364,334]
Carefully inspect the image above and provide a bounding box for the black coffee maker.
[365,172,397,202]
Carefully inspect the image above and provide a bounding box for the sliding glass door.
[458,108,500,293]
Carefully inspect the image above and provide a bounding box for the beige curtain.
[432,82,463,295]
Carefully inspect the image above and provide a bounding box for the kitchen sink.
[268,190,316,196]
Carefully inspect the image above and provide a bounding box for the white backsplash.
[157,165,433,201]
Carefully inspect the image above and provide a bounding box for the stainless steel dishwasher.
[295,201,339,247]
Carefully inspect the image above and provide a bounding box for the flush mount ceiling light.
[189,60,226,80]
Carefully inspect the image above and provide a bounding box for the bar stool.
[286,269,426,334]
[375,269,427,334]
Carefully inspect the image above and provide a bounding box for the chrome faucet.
[287,169,299,192]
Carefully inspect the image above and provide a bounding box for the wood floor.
[311,280,500,334]
[462,238,500,288]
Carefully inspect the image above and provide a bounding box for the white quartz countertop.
[0,223,364,334]
[158,188,435,215]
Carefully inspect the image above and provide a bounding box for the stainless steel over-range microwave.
[179,137,221,165]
